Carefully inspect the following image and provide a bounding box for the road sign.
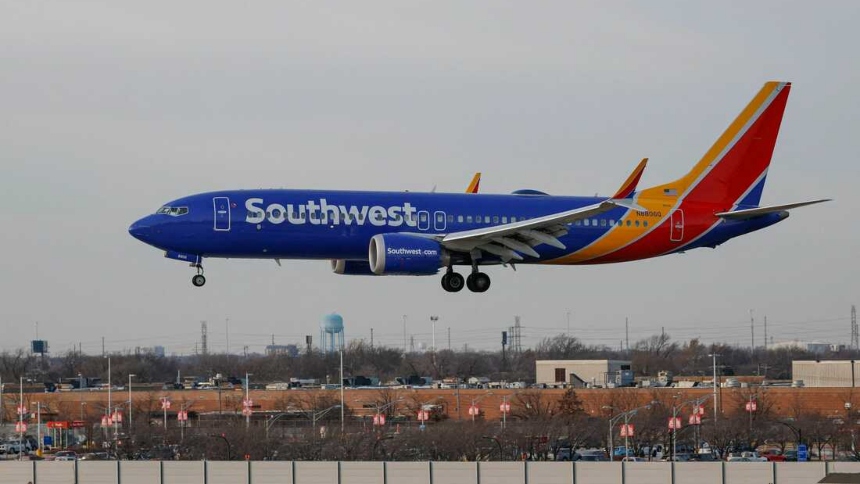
[161,398,171,410]
[694,405,705,415]
[241,408,252,417]
[500,402,511,413]
[668,417,682,430]
[798,444,808,462]
[15,421,27,433]
[745,400,757,412]
[373,413,386,426]
[468,405,480,416]
[688,414,702,425]
[417,410,429,422]
[178,410,188,421]
[243,398,253,408]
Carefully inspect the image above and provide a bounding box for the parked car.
[554,448,573,461]
[576,451,610,461]
[53,450,77,461]
[782,450,798,461]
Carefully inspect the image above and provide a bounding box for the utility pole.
[852,305,858,349]
[566,310,571,336]
[370,328,374,349]
[226,318,230,355]
[448,327,451,351]
[625,318,630,354]
[764,316,768,351]
[749,309,755,349]
[402,315,407,352]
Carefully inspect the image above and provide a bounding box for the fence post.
[720,461,725,484]
[523,461,528,484]
[571,461,576,484]
[429,461,434,484]
[383,461,388,484]
[159,460,164,484]
[117,460,121,484]
[670,461,675,484]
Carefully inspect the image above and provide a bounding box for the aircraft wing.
[465,172,481,193]
[715,199,831,220]
[440,198,643,261]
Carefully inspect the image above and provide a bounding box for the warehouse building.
[792,360,860,387]
[535,360,633,388]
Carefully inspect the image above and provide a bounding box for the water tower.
[320,313,345,353]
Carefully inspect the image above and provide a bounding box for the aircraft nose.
[128,217,152,242]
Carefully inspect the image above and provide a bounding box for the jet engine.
[368,233,448,275]
[330,259,375,275]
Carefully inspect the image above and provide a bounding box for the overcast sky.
[2,1,858,355]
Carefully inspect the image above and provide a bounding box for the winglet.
[466,172,481,194]
[612,158,648,199]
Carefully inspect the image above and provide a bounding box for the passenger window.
[635,220,640,227]
[584,219,590,227]
[447,215,454,223]
[466,215,473,223]
[502,216,508,223]
[436,213,444,223]
[420,213,428,222]
[511,217,517,222]
[574,220,581,226]
[643,221,648,227]
[600,219,607,227]
[609,220,615,226]
[493,216,499,223]
[310,212,318,220]
[458,215,464,223]
[626,220,631,227]
[484,216,490,223]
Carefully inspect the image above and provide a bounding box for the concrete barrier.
[0,460,852,484]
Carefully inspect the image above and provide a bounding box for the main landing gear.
[191,264,206,287]
[441,268,490,293]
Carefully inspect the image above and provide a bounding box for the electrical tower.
[200,321,208,355]
[852,305,858,349]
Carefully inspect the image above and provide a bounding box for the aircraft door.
[417,210,430,231]
[670,209,684,242]
[213,197,231,231]
[434,211,447,231]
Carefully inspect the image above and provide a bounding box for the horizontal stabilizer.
[715,199,831,220]
[612,158,648,199]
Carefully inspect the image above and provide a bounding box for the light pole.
[469,393,493,423]
[709,353,721,422]
[18,376,24,461]
[430,316,438,369]
[31,402,41,456]
[106,357,111,442]
[128,374,135,435]
[245,372,253,429]
[340,349,345,432]
[671,395,711,460]
[371,398,404,431]
[605,402,656,461]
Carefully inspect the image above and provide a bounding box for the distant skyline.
[2,2,857,354]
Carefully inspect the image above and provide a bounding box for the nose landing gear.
[191,264,206,287]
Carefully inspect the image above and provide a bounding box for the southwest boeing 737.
[129,82,828,293]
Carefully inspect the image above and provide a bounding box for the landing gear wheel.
[192,274,206,287]
[441,272,465,292]
[466,272,491,293]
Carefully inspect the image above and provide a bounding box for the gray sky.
[2,1,858,355]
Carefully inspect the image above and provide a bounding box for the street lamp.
[128,374,135,433]
[244,372,253,429]
[708,353,721,422]
[605,402,656,461]
[670,395,711,460]
[469,392,494,423]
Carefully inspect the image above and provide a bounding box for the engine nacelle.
[368,233,448,275]
[331,259,376,276]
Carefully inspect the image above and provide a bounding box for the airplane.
[129,81,829,293]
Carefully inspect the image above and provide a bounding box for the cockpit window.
[156,206,189,216]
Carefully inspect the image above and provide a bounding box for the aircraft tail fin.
[645,82,791,209]
[612,158,648,199]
